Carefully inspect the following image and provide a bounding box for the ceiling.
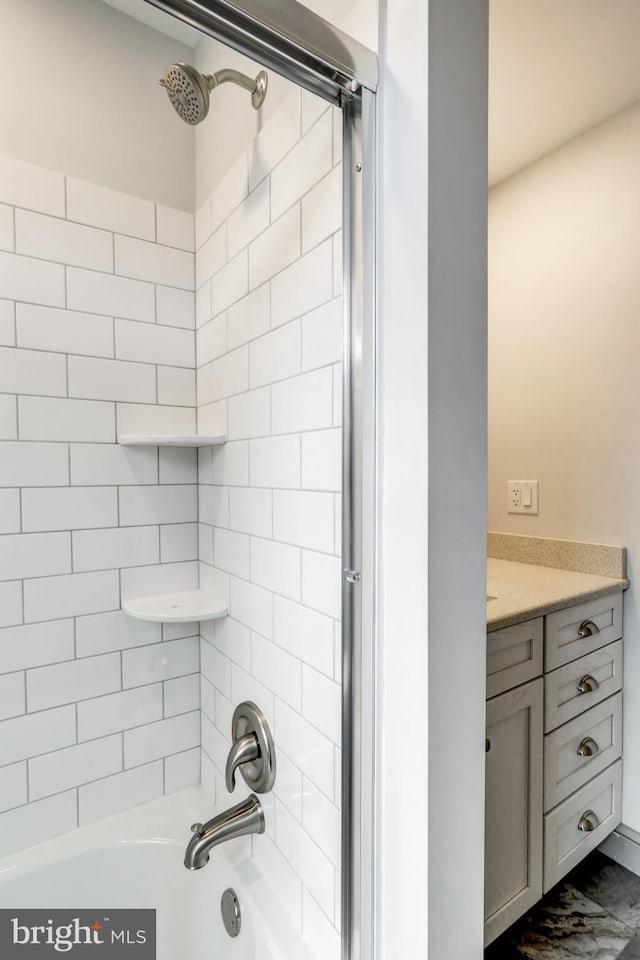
[490,0,640,186]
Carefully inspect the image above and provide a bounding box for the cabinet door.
[485,677,543,946]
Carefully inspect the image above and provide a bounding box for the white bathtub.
[0,787,312,960]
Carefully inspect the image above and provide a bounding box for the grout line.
[24,752,30,803]
[21,665,27,717]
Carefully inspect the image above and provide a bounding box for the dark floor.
[485,852,640,959]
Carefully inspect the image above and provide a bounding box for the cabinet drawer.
[544,640,623,733]
[544,693,622,812]
[487,618,543,698]
[545,593,622,671]
[543,759,622,893]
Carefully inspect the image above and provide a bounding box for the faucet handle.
[225,732,260,792]
[226,701,276,795]
[190,822,205,836]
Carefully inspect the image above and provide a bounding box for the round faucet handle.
[191,822,205,835]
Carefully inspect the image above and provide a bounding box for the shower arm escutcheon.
[225,701,276,794]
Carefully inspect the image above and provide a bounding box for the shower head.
[160,63,268,125]
[160,63,210,125]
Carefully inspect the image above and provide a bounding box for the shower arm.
[206,68,259,94]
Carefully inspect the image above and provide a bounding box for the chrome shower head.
[160,63,268,125]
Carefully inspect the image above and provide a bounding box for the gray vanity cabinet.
[484,676,543,946]
[485,591,624,946]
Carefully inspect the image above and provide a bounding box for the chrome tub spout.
[184,794,264,870]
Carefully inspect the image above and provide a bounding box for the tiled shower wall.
[195,90,344,955]
[0,155,201,856]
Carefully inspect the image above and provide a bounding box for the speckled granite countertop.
[487,557,629,631]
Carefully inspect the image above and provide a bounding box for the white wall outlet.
[507,480,539,515]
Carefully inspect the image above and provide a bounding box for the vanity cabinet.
[485,591,624,946]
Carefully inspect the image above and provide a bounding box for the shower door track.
[143,4,378,960]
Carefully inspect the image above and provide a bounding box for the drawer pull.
[577,737,600,758]
[577,674,600,695]
[485,739,491,753]
[578,619,600,639]
[578,810,600,833]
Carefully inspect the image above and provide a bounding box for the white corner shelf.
[122,589,228,624]
[118,434,226,447]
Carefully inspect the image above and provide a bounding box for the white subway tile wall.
[0,156,200,855]
[196,90,343,956]
[0,86,343,960]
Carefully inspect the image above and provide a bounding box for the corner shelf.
[118,434,226,447]
[118,433,227,624]
[122,589,228,624]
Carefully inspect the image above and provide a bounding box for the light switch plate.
[507,480,539,515]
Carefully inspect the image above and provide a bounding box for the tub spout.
[184,794,264,870]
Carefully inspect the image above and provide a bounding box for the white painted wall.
[0,0,195,210]
[377,1,488,958]
[426,0,489,954]
[489,0,640,187]
[488,100,640,833]
[376,0,429,949]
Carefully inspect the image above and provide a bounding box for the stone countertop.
[487,557,629,631]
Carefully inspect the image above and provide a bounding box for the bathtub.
[0,787,312,960]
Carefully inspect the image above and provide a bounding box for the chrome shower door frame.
[341,86,377,960]
[143,3,378,960]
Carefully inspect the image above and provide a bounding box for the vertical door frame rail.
[143,3,379,959]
